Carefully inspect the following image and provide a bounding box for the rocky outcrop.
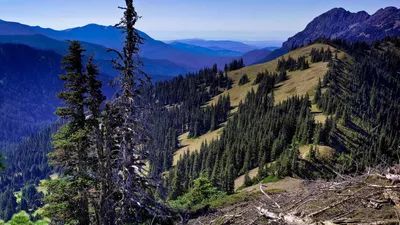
[283,7,400,49]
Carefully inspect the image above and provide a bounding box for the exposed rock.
[283,7,400,49]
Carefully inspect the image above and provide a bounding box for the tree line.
[276,55,310,72]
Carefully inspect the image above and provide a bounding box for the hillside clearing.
[174,127,224,164]
[299,145,335,161]
[234,167,259,190]
[240,177,304,193]
[312,104,327,124]
[208,43,340,107]
[174,44,345,165]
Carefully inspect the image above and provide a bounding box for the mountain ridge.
[0,19,272,69]
[0,34,191,78]
[171,39,258,53]
[169,41,243,57]
[30,23,241,68]
[256,6,400,64]
[283,6,400,49]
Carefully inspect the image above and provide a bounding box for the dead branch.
[367,184,400,189]
[330,209,355,221]
[332,218,400,224]
[260,183,282,211]
[255,206,312,225]
[307,191,381,218]
[293,198,318,212]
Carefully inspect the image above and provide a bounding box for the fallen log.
[260,184,282,210]
[256,206,313,225]
[307,191,381,218]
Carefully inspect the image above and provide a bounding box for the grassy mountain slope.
[173,38,400,224]
[173,43,345,164]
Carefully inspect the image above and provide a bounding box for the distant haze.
[0,0,399,41]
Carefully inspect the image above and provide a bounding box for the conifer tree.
[314,78,322,105]
[258,153,267,178]
[224,162,235,194]
[45,41,91,225]
[169,161,184,200]
[340,107,350,126]
[84,56,109,225]
[243,170,252,187]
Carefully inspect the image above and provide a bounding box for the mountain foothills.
[0,3,399,225]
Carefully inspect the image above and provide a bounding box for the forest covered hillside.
[163,36,400,224]
[0,44,63,146]
[1,1,400,224]
[171,43,344,165]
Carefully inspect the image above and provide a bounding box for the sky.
[0,0,399,41]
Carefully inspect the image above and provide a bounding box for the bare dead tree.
[97,0,171,224]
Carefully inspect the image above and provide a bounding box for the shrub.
[238,74,250,86]
[168,177,226,211]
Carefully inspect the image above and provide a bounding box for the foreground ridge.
[189,166,400,224]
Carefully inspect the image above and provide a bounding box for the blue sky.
[0,0,399,41]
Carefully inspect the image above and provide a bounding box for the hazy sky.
[0,0,399,41]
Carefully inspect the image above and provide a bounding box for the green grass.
[208,189,284,209]
[170,191,267,212]
[209,191,260,208]
[261,175,281,184]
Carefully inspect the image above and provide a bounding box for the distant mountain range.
[169,39,259,53]
[257,6,400,64]
[169,41,243,57]
[240,41,282,49]
[0,6,398,76]
[0,34,112,60]
[0,20,273,74]
[0,34,191,79]
[240,48,272,65]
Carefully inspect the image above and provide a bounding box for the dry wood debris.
[187,166,400,225]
